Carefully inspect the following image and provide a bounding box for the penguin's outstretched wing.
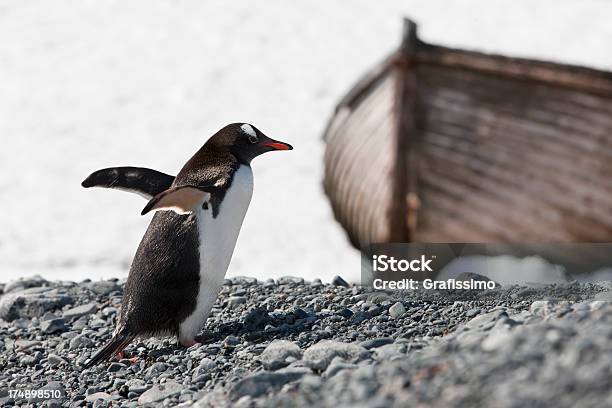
[81,167,175,199]
[140,185,218,215]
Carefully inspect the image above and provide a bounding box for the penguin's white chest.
[179,165,253,341]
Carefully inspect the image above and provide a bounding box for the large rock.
[63,302,97,320]
[0,291,73,321]
[137,380,182,405]
[3,275,48,293]
[303,340,368,370]
[259,340,302,370]
[41,318,67,334]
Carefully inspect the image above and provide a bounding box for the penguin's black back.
[119,211,200,336]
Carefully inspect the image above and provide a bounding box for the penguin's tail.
[82,331,135,369]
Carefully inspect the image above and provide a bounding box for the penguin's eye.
[240,123,258,144]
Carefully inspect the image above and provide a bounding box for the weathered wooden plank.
[323,71,398,246]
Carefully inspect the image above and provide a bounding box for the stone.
[594,290,612,301]
[192,358,217,380]
[303,340,368,370]
[63,303,97,320]
[336,308,353,319]
[466,307,482,318]
[529,300,561,317]
[230,371,305,400]
[259,340,302,370]
[107,362,127,373]
[70,334,95,349]
[85,281,119,295]
[228,296,247,309]
[388,302,406,319]
[47,354,66,367]
[359,337,394,350]
[137,380,182,405]
[223,335,240,347]
[145,362,168,378]
[0,292,73,321]
[4,275,48,293]
[481,330,515,352]
[589,301,608,310]
[232,276,258,286]
[465,310,507,330]
[125,379,149,394]
[331,275,349,287]
[373,343,407,360]
[21,355,39,366]
[277,276,305,285]
[85,392,111,402]
[243,308,271,331]
[324,358,358,378]
[14,339,41,349]
[310,279,323,288]
[41,318,67,334]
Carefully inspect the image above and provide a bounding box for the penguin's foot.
[117,350,138,360]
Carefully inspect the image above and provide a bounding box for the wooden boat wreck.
[323,19,612,274]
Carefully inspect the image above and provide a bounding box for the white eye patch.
[241,123,258,143]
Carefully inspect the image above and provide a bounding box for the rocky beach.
[1,276,611,407]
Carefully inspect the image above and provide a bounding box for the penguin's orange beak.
[264,140,293,151]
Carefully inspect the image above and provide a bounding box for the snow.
[1,0,611,283]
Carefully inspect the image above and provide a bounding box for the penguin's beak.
[263,140,293,151]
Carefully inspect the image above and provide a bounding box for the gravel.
[0,276,611,407]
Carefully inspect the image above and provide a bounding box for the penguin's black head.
[210,123,293,163]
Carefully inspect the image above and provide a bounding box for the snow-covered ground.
[1,0,611,283]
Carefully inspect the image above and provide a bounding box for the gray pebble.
[69,334,94,349]
[63,302,97,320]
[137,380,182,405]
[388,302,406,319]
[303,340,368,370]
[41,318,67,334]
[259,340,302,370]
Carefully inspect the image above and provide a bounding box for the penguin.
[81,123,292,367]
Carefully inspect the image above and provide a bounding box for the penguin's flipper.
[141,185,213,216]
[82,331,135,369]
[81,167,175,199]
